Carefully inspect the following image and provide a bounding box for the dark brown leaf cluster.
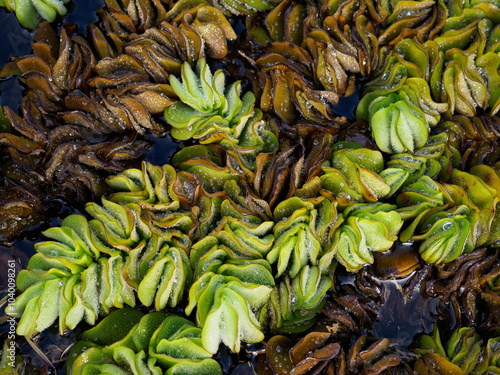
[258,332,411,375]
[0,0,238,242]
[321,270,382,337]
[241,0,446,124]
[416,248,500,328]
[434,114,500,171]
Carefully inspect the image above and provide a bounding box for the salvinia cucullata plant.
[414,325,500,375]
[164,58,278,170]
[68,309,222,375]
[0,0,70,29]
[7,162,194,338]
[7,147,500,350]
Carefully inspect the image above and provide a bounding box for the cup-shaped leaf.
[137,246,192,310]
[370,94,429,154]
[320,203,402,272]
[186,272,271,354]
[321,148,390,203]
[106,162,180,212]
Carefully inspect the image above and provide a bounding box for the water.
[332,84,361,120]
[65,0,106,34]
[0,9,32,113]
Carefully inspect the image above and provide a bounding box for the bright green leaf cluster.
[68,310,221,375]
[319,203,403,272]
[165,58,256,141]
[415,325,500,375]
[0,0,70,29]
[164,59,278,170]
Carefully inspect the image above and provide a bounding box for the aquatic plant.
[205,0,282,16]
[434,114,500,170]
[164,59,278,170]
[380,132,456,196]
[68,309,221,375]
[4,0,500,373]
[260,333,403,374]
[186,254,273,353]
[6,163,195,337]
[320,148,390,202]
[378,0,446,46]
[319,203,403,272]
[418,248,500,326]
[165,58,256,141]
[357,76,448,154]
[0,0,70,29]
[396,165,500,264]
[321,272,382,335]
[259,266,332,333]
[0,0,238,242]
[267,197,342,278]
[415,325,500,375]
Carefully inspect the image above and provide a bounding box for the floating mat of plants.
[0,0,499,374]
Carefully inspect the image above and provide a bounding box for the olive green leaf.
[414,326,500,375]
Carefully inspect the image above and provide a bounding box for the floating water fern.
[320,148,390,202]
[267,197,342,278]
[68,309,222,375]
[164,59,278,170]
[186,234,275,354]
[319,203,403,272]
[414,325,500,375]
[6,163,195,338]
[165,58,256,141]
[0,0,70,29]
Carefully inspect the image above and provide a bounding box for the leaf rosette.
[396,166,500,263]
[164,58,256,142]
[186,234,274,354]
[368,93,430,154]
[7,163,197,337]
[106,162,181,212]
[415,326,500,375]
[68,310,221,375]
[380,132,457,196]
[267,197,343,278]
[186,271,273,354]
[319,203,403,272]
[320,148,390,203]
[259,266,332,333]
[434,114,500,171]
